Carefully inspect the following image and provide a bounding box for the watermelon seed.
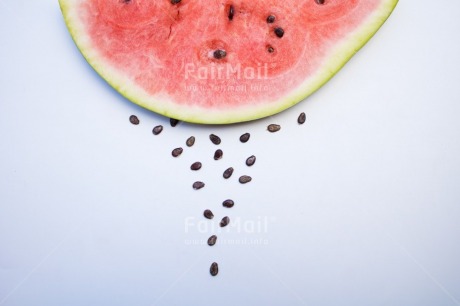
[121,0,131,3]
[210,262,219,276]
[267,45,275,53]
[193,181,205,190]
[172,147,183,157]
[274,27,285,38]
[298,112,306,124]
[267,15,275,23]
[220,216,230,227]
[222,199,234,208]
[267,124,281,132]
[239,175,252,184]
[204,209,214,219]
[223,167,234,179]
[240,132,250,143]
[186,136,195,147]
[228,5,234,20]
[170,0,181,4]
[213,49,227,60]
[246,155,256,167]
[208,235,217,246]
[209,134,222,145]
[170,118,179,127]
[152,125,163,135]
[214,149,223,160]
[315,0,325,4]
[129,115,139,125]
[191,162,202,171]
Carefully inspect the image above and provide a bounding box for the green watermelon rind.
[59,0,398,124]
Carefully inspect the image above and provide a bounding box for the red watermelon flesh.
[59,0,398,124]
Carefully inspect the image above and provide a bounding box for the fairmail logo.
[184,63,269,80]
[184,216,274,234]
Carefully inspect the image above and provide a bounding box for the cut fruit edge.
[59,0,398,124]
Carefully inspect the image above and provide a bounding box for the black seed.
[152,125,163,135]
[213,50,227,60]
[207,235,217,246]
[298,112,306,124]
[222,199,234,208]
[129,115,139,125]
[267,45,275,53]
[274,27,284,38]
[122,0,131,4]
[172,147,183,157]
[240,133,250,143]
[170,118,179,127]
[171,0,181,4]
[246,155,256,167]
[214,149,223,160]
[239,175,252,184]
[223,167,234,179]
[267,15,275,23]
[193,181,205,190]
[228,5,234,20]
[186,136,195,147]
[267,124,281,133]
[220,216,230,227]
[204,209,214,219]
[191,162,202,171]
[315,0,325,4]
[210,262,218,276]
[209,134,221,145]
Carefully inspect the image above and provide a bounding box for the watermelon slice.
[59,0,398,124]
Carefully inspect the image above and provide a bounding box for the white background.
[1,1,460,305]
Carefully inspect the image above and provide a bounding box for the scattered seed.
[170,118,179,127]
[122,0,131,3]
[267,15,275,23]
[172,147,183,157]
[186,136,195,147]
[298,112,306,124]
[204,209,214,219]
[209,134,221,145]
[191,162,202,171]
[274,27,285,38]
[129,115,139,125]
[315,0,325,4]
[267,124,281,133]
[213,49,227,60]
[214,149,223,160]
[171,0,181,4]
[207,235,217,246]
[267,45,275,53]
[210,262,219,276]
[240,133,250,143]
[228,5,234,20]
[239,175,252,184]
[152,125,163,135]
[193,181,205,190]
[246,155,256,166]
[223,167,234,179]
[220,216,230,227]
[222,199,234,208]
